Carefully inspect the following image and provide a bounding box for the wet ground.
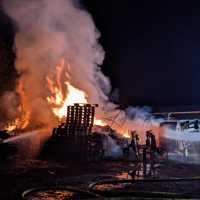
[1,157,200,199]
[0,158,136,199]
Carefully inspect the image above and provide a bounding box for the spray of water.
[3,129,51,158]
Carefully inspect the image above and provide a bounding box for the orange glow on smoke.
[93,119,107,126]
[4,120,18,132]
[16,82,30,129]
[123,130,131,138]
[4,116,29,132]
[4,82,30,132]
[46,59,106,126]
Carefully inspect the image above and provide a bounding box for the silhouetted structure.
[42,103,101,161]
[53,103,97,137]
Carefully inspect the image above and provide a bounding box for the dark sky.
[0,2,16,93]
[1,0,200,112]
[83,0,200,111]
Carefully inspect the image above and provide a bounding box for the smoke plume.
[2,0,160,139]
[2,0,107,125]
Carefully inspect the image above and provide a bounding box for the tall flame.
[122,129,131,138]
[3,82,30,132]
[47,80,88,118]
[46,59,106,126]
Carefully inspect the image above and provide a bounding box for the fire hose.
[21,174,200,199]
[88,176,200,199]
[21,186,102,200]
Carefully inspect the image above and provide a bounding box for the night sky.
[83,0,200,111]
[1,0,200,112]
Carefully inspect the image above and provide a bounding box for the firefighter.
[194,120,199,130]
[131,130,136,140]
[135,134,140,159]
[142,146,147,176]
[145,131,151,148]
[149,131,157,175]
[150,132,157,154]
[122,138,129,158]
[130,131,138,160]
[185,121,189,129]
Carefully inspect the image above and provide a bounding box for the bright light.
[94,119,107,126]
[46,59,106,126]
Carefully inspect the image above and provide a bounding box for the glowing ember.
[4,122,18,132]
[47,60,106,126]
[4,115,29,132]
[47,81,88,118]
[123,130,131,138]
[94,119,107,127]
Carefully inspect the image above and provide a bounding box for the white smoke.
[103,135,123,158]
[0,91,20,122]
[165,128,200,142]
[2,0,109,126]
[2,0,161,138]
[163,127,200,163]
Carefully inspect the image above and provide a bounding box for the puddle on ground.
[23,188,99,200]
[114,163,159,180]
[26,190,74,200]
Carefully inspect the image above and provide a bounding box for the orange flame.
[4,115,29,132]
[16,82,30,129]
[3,82,30,132]
[123,130,131,138]
[4,120,18,132]
[47,59,106,126]
[47,81,88,118]
[93,119,107,126]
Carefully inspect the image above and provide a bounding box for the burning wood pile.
[41,102,161,166]
[0,0,163,163]
[41,103,105,161]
